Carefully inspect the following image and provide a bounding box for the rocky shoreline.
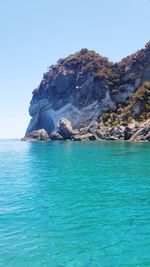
[24,43,150,140]
[22,118,150,142]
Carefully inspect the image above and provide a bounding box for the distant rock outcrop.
[22,129,50,141]
[23,42,150,142]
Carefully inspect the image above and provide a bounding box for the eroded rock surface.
[72,133,97,141]
[24,42,150,142]
[50,131,64,141]
[129,120,150,142]
[22,129,50,141]
[57,118,79,139]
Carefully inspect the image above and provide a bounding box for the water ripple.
[0,140,150,267]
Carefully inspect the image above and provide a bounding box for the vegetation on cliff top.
[44,41,150,78]
[37,42,150,126]
[44,48,115,82]
[42,41,150,96]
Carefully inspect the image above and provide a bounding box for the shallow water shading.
[0,140,150,267]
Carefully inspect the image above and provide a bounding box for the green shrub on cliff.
[132,81,150,102]
[62,49,113,79]
[100,82,150,126]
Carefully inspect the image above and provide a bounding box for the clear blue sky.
[0,0,150,138]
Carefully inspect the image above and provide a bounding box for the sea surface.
[0,140,150,267]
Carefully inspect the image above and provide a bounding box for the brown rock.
[57,118,79,139]
[96,129,107,139]
[50,131,64,140]
[22,129,50,141]
[71,133,97,141]
[129,119,150,142]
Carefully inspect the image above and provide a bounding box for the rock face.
[57,118,79,139]
[22,129,50,141]
[130,120,150,142]
[124,121,138,140]
[72,133,97,141]
[50,131,64,141]
[24,42,150,142]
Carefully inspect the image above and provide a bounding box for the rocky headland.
[23,42,150,142]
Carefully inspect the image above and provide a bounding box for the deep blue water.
[0,140,150,267]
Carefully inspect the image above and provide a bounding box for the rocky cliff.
[24,42,150,141]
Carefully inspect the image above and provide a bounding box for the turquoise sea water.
[0,140,150,267]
